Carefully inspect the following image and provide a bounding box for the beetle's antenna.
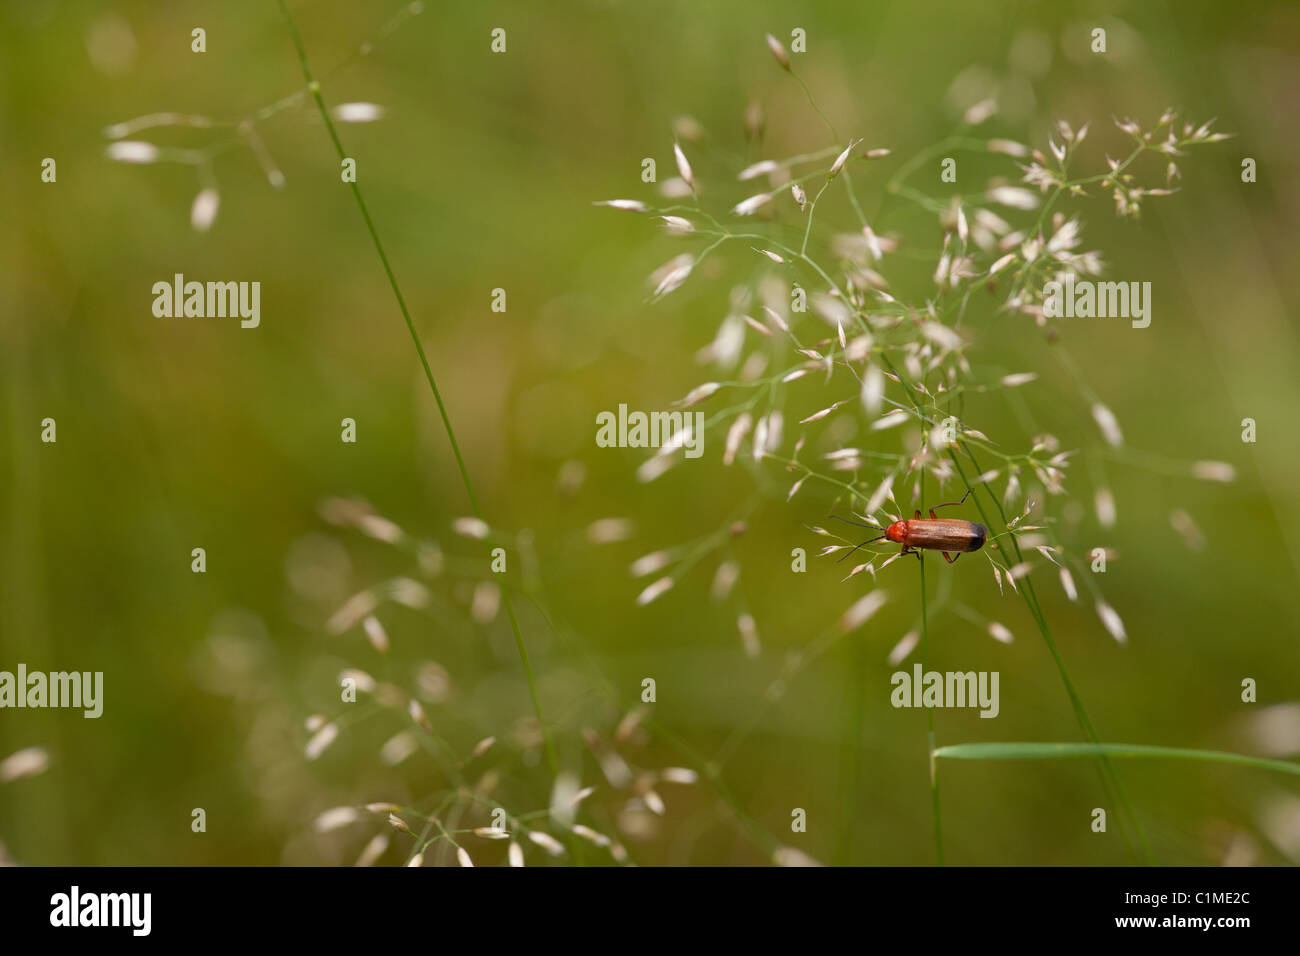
[836,535,887,563]
[827,514,878,530]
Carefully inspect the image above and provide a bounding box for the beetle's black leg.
[942,551,960,564]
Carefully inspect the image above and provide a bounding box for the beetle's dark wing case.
[905,519,987,553]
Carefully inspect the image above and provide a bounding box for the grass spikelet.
[732,192,775,216]
[313,807,361,833]
[673,142,696,192]
[451,516,490,540]
[594,199,649,212]
[362,615,390,653]
[105,141,160,164]
[765,33,791,70]
[737,613,760,658]
[1091,403,1124,447]
[1096,600,1128,644]
[1192,460,1236,482]
[304,723,339,761]
[636,576,674,606]
[190,188,219,231]
[527,831,565,856]
[630,550,672,577]
[355,834,389,867]
[987,621,1015,644]
[888,631,920,666]
[0,747,50,783]
[659,767,699,785]
[837,591,888,634]
[571,824,611,848]
[773,846,822,867]
[586,518,635,544]
[1169,509,1206,550]
[331,102,384,123]
[1095,488,1117,528]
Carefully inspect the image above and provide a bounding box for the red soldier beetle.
[832,489,987,565]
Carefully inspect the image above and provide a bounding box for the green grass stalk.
[275,0,557,776]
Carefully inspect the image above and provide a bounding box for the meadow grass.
[594,38,1287,867]
[93,5,1296,866]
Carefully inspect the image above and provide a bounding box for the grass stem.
[276,0,557,776]
[920,553,945,865]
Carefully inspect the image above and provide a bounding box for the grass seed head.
[765,33,791,70]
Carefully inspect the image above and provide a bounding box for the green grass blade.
[935,742,1300,777]
[275,0,557,776]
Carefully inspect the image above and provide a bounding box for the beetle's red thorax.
[886,520,909,544]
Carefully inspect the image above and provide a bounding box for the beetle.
[832,490,987,565]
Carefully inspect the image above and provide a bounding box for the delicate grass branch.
[276,0,557,776]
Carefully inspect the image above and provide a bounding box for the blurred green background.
[2,0,1299,865]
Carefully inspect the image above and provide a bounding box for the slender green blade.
[935,742,1300,777]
